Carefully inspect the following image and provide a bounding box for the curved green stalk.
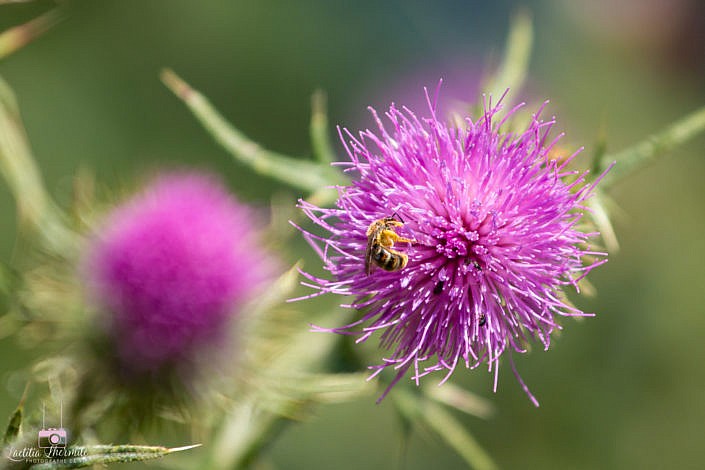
[161,69,346,193]
[596,105,705,189]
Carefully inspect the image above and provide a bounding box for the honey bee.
[364,215,414,275]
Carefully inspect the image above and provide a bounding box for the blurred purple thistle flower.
[297,90,610,405]
[85,172,275,374]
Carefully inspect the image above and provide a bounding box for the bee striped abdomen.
[372,245,408,272]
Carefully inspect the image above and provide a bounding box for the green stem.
[597,104,705,189]
[0,76,51,228]
[483,10,533,102]
[160,69,345,193]
[310,90,337,164]
[208,397,289,470]
[0,8,64,60]
[394,388,498,470]
[0,75,74,253]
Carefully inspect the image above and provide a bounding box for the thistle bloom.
[85,172,274,374]
[298,91,609,404]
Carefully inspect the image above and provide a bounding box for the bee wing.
[364,233,376,275]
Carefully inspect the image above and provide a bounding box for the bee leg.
[389,233,415,244]
[379,230,397,247]
[382,230,415,246]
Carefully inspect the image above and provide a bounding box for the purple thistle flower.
[297,90,610,405]
[85,172,275,374]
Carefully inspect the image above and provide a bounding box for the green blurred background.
[1,1,704,469]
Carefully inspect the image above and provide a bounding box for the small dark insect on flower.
[297,89,611,404]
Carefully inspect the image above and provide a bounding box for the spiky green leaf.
[27,444,201,469]
[2,385,28,445]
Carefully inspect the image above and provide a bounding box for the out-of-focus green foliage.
[0,1,704,470]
